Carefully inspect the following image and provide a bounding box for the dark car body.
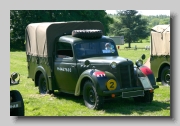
[25,21,159,110]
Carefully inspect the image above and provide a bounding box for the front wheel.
[83,80,104,110]
[134,91,153,103]
[161,66,170,86]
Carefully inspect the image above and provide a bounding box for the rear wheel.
[38,73,54,94]
[161,66,170,86]
[38,73,47,94]
[10,90,24,116]
[83,80,104,110]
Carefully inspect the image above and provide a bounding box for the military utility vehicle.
[145,25,170,86]
[25,21,159,110]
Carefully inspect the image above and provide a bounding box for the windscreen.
[74,41,118,59]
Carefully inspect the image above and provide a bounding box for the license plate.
[122,90,144,98]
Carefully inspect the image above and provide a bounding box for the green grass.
[116,43,151,63]
[10,43,170,116]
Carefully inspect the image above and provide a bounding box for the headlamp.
[135,59,143,67]
[110,62,117,68]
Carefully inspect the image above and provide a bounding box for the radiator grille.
[120,62,136,88]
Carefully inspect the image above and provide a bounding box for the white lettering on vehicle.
[57,67,71,72]
[10,104,19,109]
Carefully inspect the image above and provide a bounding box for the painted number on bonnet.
[110,82,114,88]
[106,79,117,91]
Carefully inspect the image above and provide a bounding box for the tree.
[108,16,123,36]
[141,15,170,31]
[10,10,113,50]
[109,10,149,48]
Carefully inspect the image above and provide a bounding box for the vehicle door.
[54,42,78,93]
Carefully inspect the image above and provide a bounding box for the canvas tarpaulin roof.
[25,21,104,57]
[150,24,170,56]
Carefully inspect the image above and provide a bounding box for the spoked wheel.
[10,90,25,116]
[83,80,104,110]
[161,66,170,86]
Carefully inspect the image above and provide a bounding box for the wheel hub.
[42,81,47,92]
[165,73,170,83]
[89,90,95,103]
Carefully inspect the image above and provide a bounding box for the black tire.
[10,90,25,116]
[134,91,153,103]
[38,73,48,94]
[161,66,170,86]
[72,30,102,39]
[142,91,153,103]
[38,74,54,94]
[83,80,104,110]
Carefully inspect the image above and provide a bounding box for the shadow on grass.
[103,98,170,115]
[52,92,170,115]
[53,92,84,106]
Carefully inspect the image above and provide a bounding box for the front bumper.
[102,85,159,97]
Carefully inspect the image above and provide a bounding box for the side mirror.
[141,54,146,60]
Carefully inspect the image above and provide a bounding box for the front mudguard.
[136,65,159,89]
[74,69,120,96]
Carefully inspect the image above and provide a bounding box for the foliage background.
[10,10,170,50]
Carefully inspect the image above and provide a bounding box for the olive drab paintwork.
[144,24,170,86]
[25,21,159,110]
[54,56,79,93]
[150,56,170,79]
